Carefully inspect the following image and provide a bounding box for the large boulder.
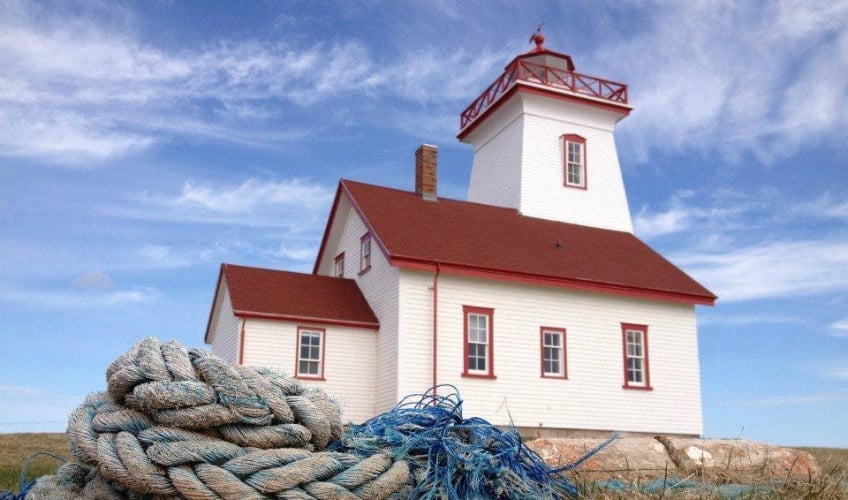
[526,436,821,483]
[656,436,821,481]
[528,437,674,481]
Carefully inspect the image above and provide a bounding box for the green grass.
[0,433,846,497]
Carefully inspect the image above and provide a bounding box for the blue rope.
[333,385,616,499]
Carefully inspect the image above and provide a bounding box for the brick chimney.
[415,144,438,200]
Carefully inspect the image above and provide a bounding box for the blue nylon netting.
[331,385,614,499]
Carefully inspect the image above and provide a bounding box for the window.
[296,327,325,379]
[359,233,372,274]
[334,252,345,278]
[562,134,587,189]
[540,327,567,378]
[462,306,495,378]
[622,323,651,389]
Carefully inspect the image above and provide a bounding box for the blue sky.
[1,1,846,447]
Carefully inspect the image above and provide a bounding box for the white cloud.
[121,178,334,230]
[829,320,848,338]
[826,369,848,380]
[725,392,848,408]
[793,193,848,220]
[599,1,848,163]
[675,238,848,302]
[698,314,803,327]
[634,206,695,239]
[0,2,507,165]
[0,286,155,309]
[633,190,754,240]
[175,178,332,215]
[269,244,318,263]
[73,271,113,289]
[0,385,83,433]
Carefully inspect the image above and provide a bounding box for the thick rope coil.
[100,337,341,448]
[30,338,409,499]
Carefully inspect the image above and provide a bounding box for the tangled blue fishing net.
[332,385,613,499]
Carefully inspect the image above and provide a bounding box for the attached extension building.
[205,35,716,437]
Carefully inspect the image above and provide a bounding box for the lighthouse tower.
[458,29,634,233]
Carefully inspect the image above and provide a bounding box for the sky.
[1,0,846,448]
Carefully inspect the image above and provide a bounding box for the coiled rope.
[25,338,409,499]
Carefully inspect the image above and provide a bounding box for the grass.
[0,433,846,497]
[0,433,70,493]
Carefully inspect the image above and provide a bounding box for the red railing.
[460,60,628,130]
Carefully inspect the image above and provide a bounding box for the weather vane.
[529,23,545,51]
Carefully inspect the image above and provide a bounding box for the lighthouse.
[458,29,634,233]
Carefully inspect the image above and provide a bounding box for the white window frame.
[463,306,495,378]
[296,328,325,379]
[622,323,651,389]
[540,327,567,378]
[562,134,587,189]
[359,233,372,274]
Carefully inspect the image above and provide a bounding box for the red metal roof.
[205,264,379,342]
[335,180,716,305]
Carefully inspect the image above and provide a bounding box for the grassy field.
[0,433,71,493]
[0,433,846,496]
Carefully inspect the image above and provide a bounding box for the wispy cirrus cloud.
[0,285,156,309]
[596,0,848,164]
[122,178,334,230]
[698,313,804,327]
[0,1,504,165]
[724,392,848,408]
[829,320,848,338]
[674,238,848,302]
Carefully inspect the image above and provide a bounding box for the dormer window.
[562,134,586,189]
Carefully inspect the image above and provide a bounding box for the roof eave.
[234,310,380,329]
[390,256,716,306]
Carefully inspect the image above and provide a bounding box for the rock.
[526,436,821,483]
[527,437,675,481]
[658,437,821,481]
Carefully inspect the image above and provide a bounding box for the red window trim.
[462,305,496,379]
[359,233,372,275]
[540,326,568,379]
[561,134,587,190]
[295,326,326,381]
[621,323,652,390]
[334,252,345,278]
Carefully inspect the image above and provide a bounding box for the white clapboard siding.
[240,318,377,424]
[208,277,240,363]
[398,269,703,436]
[319,198,400,413]
[465,91,633,233]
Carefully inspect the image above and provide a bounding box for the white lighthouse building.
[206,31,715,437]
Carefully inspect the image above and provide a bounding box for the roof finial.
[529,23,545,52]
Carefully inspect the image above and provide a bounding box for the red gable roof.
[321,180,715,305]
[204,264,379,342]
